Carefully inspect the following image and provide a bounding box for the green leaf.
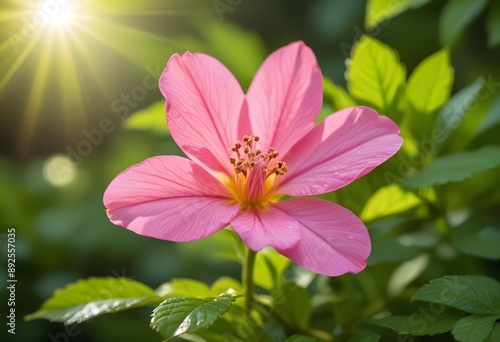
[368,238,422,266]
[406,49,453,114]
[411,275,500,315]
[285,335,321,342]
[210,277,243,297]
[486,323,500,342]
[258,323,287,342]
[254,248,290,291]
[487,1,500,47]
[387,254,430,297]
[435,78,483,141]
[345,331,381,342]
[155,278,212,298]
[450,221,500,260]
[365,0,431,30]
[367,315,408,331]
[397,232,438,247]
[399,308,466,336]
[452,315,500,342]
[346,35,406,112]
[150,296,235,339]
[404,146,500,188]
[439,0,489,45]
[123,101,167,134]
[25,277,160,324]
[323,77,356,112]
[156,277,242,300]
[476,95,500,135]
[185,317,242,342]
[360,184,423,222]
[274,282,311,330]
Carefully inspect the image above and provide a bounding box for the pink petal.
[104,156,239,241]
[246,41,323,156]
[275,198,370,276]
[230,208,302,252]
[278,106,403,196]
[159,52,250,176]
[246,162,265,202]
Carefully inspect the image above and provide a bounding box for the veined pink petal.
[279,106,403,196]
[104,156,239,241]
[230,208,301,252]
[246,41,323,155]
[275,198,370,276]
[246,162,265,203]
[159,52,250,176]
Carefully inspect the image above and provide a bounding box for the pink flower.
[103,41,403,277]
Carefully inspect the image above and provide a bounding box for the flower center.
[228,135,287,211]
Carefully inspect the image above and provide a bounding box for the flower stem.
[243,248,257,318]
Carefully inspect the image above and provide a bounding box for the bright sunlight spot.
[43,154,77,187]
[38,0,75,29]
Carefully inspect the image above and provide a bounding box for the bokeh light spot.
[43,154,76,187]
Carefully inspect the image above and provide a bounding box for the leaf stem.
[243,248,257,318]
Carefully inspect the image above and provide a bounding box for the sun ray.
[56,31,88,143]
[1,0,198,155]
[0,34,39,92]
[66,29,113,100]
[74,16,184,68]
[17,32,54,156]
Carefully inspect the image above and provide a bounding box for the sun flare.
[0,0,182,156]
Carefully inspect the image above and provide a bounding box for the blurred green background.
[1,0,499,341]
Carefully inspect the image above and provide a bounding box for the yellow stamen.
[227,135,287,211]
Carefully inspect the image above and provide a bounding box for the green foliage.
[285,336,321,342]
[365,0,499,50]
[124,101,168,134]
[372,275,500,340]
[452,314,500,342]
[450,220,500,260]
[387,254,430,297]
[439,0,490,45]
[258,323,287,341]
[150,296,235,339]
[253,248,290,291]
[345,331,381,342]
[365,0,431,30]
[368,237,422,265]
[476,95,500,135]
[273,282,311,330]
[399,308,466,336]
[360,184,423,222]
[404,146,500,188]
[190,20,267,90]
[486,324,500,342]
[411,275,500,315]
[405,49,453,114]
[487,1,500,47]
[435,78,484,143]
[368,315,408,332]
[25,277,161,324]
[156,278,212,298]
[322,77,356,113]
[346,35,406,114]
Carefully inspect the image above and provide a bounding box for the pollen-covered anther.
[229,135,287,179]
[268,161,288,177]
